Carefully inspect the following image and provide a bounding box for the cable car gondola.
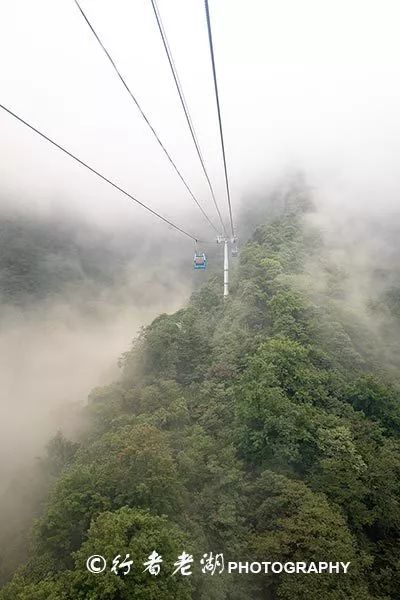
[231,237,238,257]
[194,252,207,270]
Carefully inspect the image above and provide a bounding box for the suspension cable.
[150,0,227,237]
[0,103,199,241]
[204,0,235,239]
[73,0,220,235]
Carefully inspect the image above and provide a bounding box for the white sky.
[1,0,400,239]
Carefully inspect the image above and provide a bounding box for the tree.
[245,471,375,600]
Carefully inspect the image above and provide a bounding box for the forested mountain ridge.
[2,193,400,599]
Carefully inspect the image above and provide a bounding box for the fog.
[1,0,400,578]
[0,287,189,491]
[1,0,400,224]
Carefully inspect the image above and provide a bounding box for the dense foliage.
[2,194,400,599]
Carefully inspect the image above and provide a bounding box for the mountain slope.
[2,193,400,599]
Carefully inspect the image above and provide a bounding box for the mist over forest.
[1,179,400,598]
[0,204,195,488]
[2,0,400,598]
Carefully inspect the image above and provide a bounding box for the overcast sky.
[1,0,400,241]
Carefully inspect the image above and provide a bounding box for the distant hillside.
[2,192,400,599]
[0,210,193,310]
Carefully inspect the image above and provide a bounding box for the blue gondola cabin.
[194,253,207,270]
